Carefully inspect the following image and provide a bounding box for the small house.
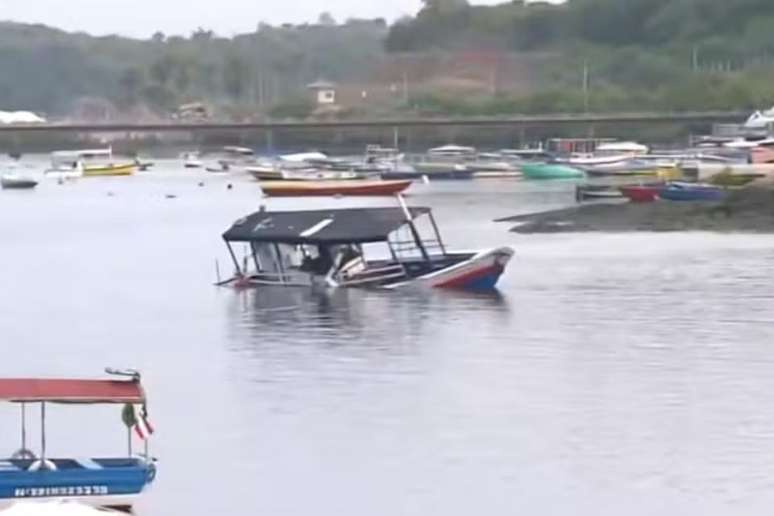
[307,80,337,106]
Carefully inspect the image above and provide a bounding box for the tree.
[318,12,336,26]
[119,68,145,106]
[223,54,249,101]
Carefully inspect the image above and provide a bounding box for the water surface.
[1,161,774,515]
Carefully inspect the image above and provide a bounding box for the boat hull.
[521,163,585,180]
[260,180,412,197]
[658,184,726,202]
[82,163,136,177]
[0,458,154,511]
[620,185,660,203]
[399,247,514,290]
[1,179,38,190]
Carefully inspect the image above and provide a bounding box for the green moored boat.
[521,163,585,180]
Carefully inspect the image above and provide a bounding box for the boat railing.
[390,238,445,256]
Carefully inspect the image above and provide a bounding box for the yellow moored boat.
[47,148,137,178]
[82,162,137,177]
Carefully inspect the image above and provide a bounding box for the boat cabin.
[222,204,514,290]
[0,371,156,511]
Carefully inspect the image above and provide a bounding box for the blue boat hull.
[659,186,726,202]
[0,458,155,509]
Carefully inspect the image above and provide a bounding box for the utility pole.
[582,60,590,113]
[402,71,409,104]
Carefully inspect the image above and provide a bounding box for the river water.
[1,161,774,515]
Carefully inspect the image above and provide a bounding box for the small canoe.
[521,163,585,180]
[620,185,660,203]
[82,163,136,177]
[658,183,726,202]
[707,171,763,187]
[260,179,413,197]
[1,175,38,189]
[575,185,624,201]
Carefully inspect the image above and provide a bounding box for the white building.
[0,111,46,124]
[307,80,337,106]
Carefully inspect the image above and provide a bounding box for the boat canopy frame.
[222,205,448,284]
[1,369,150,469]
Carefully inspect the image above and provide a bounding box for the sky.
[0,0,544,39]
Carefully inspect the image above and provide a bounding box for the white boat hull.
[0,493,140,511]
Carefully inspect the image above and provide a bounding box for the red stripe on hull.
[433,263,504,289]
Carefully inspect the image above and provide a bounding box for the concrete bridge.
[0,111,749,133]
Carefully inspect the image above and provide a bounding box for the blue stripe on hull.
[461,270,503,290]
[0,463,153,501]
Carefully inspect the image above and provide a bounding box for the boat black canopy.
[223,207,431,245]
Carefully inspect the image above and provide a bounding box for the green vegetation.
[1,1,773,119]
[0,19,386,116]
[388,0,774,115]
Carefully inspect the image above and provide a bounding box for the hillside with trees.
[0,17,386,118]
[386,0,774,114]
[0,1,773,120]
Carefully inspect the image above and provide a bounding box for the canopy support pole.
[40,402,46,463]
[20,403,27,452]
[427,212,447,255]
[127,426,133,457]
[396,194,430,263]
[226,242,241,276]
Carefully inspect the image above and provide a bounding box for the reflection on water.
[1,163,774,515]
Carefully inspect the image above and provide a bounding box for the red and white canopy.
[0,378,145,404]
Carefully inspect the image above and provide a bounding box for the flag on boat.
[122,403,155,440]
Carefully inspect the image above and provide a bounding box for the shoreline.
[498,182,774,234]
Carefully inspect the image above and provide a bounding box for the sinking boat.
[220,200,513,291]
[259,179,412,197]
[0,370,157,512]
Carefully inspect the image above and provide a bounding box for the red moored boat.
[260,179,412,197]
[620,185,660,203]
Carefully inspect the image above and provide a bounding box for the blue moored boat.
[0,370,157,512]
[658,182,726,202]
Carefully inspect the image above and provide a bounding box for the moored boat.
[1,173,38,190]
[219,200,513,291]
[575,184,624,201]
[259,179,412,197]
[658,182,726,202]
[620,185,660,203]
[47,149,136,178]
[521,163,585,180]
[0,370,157,512]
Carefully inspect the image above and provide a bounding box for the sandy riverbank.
[500,181,774,233]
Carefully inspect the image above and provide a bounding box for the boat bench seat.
[4,458,142,471]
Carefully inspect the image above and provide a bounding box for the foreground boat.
[259,179,412,197]
[0,370,156,512]
[220,201,514,291]
[521,163,585,180]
